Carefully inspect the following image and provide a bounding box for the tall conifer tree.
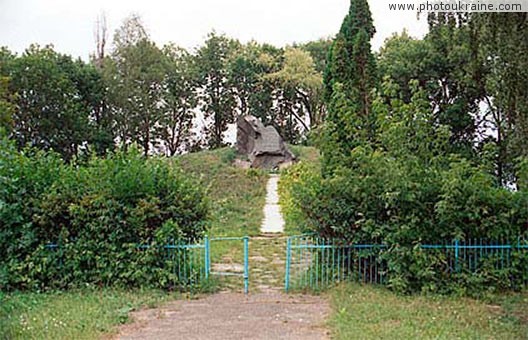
[322,0,377,171]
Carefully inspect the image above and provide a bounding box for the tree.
[321,0,378,171]
[267,48,324,132]
[8,45,92,160]
[0,76,14,133]
[473,13,528,185]
[158,44,198,156]
[298,38,333,74]
[93,12,108,69]
[228,41,283,121]
[195,31,237,148]
[105,15,165,156]
[0,48,15,133]
[378,15,490,158]
[425,14,485,154]
[378,31,435,104]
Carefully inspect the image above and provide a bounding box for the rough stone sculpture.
[236,115,295,170]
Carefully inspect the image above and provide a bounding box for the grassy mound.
[176,147,268,237]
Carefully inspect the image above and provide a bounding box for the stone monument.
[236,115,296,170]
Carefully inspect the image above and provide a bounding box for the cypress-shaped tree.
[322,0,378,171]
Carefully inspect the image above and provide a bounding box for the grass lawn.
[329,283,528,339]
[0,288,178,340]
[288,144,320,166]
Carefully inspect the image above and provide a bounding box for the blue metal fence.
[137,238,209,290]
[44,235,251,293]
[284,235,528,292]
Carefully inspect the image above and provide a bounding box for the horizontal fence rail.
[284,235,528,292]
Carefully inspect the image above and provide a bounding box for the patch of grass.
[287,144,320,166]
[176,147,268,237]
[328,283,528,339]
[0,288,178,340]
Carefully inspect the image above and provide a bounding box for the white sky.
[0,0,428,60]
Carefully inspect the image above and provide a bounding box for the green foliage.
[379,24,482,157]
[7,45,95,160]
[0,139,209,290]
[0,77,14,133]
[104,17,166,155]
[298,8,528,294]
[1,24,328,154]
[297,38,333,74]
[282,84,528,292]
[159,45,198,155]
[279,161,321,235]
[321,0,378,171]
[267,47,324,136]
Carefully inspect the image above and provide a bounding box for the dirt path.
[117,292,329,340]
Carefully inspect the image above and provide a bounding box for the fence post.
[58,237,63,269]
[285,237,292,292]
[243,236,249,294]
[454,239,459,273]
[204,236,210,280]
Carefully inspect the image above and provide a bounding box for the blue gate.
[209,236,250,294]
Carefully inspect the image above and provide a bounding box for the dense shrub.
[281,155,528,293]
[283,153,528,242]
[0,139,209,290]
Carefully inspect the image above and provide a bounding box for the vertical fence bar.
[303,237,308,289]
[315,238,319,289]
[455,239,460,273]
[204,236,210,280]
[285,237,292,292]
[347,246,352,283]
[310,237,315,289]
[244,236,249,294]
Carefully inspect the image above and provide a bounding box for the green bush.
[281,124,528,293]
[0,139,209,291]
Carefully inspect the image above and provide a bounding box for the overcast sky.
[1,0,428,60]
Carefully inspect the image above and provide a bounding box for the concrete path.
[261,174,284,234]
